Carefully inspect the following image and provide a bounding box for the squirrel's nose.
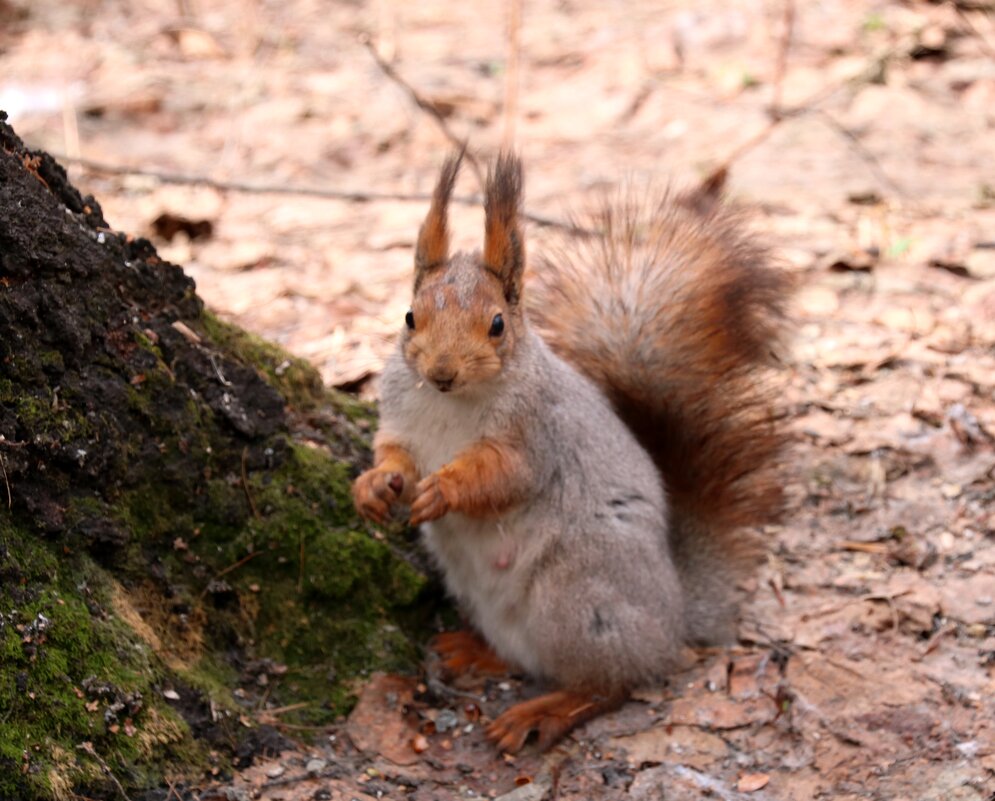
[427,364,457,392]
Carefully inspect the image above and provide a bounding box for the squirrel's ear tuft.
[483,153,525,305]
[415,148,464,290]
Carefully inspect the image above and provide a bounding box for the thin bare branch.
[770,0,796,118]
[952,2,995,59]
[503,0,523,148]
[0,451,10,510]
[699,35,913,193]
[812,109,906,197]
[241,446,259,518]
[203,550,264,594]
[77,742,132,801]
[61,155,585,232]
[360,34,486,189]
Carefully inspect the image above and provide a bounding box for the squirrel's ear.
[414,149,464,290]
[483,153,525,305]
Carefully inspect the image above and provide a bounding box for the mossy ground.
[1,346,433,799]
[0,518,199,799]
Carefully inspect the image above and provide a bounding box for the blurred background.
[1,0,993,392]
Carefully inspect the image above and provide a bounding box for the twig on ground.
[812,109,907,197]
[298,530,305,593]
[77,742,132,801]
[769,0,796,119]
[204,550,264,593]
[503,0,523,148]
[426,676,487,704]
[164,778,183,801]
[0,436,25,511]
[799,589,912,623]
[952,2,995,59]
[263,765,346,788]
[241,446,259,518]
[268,720,335,732]
[700,34,913,193]
[360,34,486,189]
[209,353,232,387]
[61,155,585,232]
[836,540,890,554]
[916,621,957,660]
[62,155,436,200]
[258,701,310,717]
[0,451,10,510]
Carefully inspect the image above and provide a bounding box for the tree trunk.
[0,112,434,800]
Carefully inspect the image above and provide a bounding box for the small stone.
[956,740,978,757]
[305,757,327,774]
[163,689,180,701]
[435,709,459,733]
[265,765,285,779]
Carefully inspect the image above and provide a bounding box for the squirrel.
[352,150,791,753]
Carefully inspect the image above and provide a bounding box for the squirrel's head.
[401,151,526,395]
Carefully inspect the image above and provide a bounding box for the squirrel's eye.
[405,310,415,330]
[488,313,504,338]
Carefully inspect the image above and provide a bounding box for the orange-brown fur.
[351,439,419,524]
[486,690,626,753]
[410,435,531,525]
[402,271,520,393]
[431,630,510,676]
[414,150,461,287]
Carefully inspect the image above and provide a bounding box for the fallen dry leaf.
[737,772,770,792]
[345,673,421,766]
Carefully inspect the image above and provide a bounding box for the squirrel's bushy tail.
[529,184,792,644]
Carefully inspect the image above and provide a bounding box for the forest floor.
[2,0,994,798]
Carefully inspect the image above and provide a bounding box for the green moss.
[197,311,378,454]
[39,351,65,373]
[199,310,325,409]
[185,441,430,723]
[13,393,92,442]
[0,518,198,800]
[175,654,239,709]
[133,330,164,360]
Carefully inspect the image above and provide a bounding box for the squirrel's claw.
[352,468,404,524]
[486,690,625,754]
[409,472,452,525]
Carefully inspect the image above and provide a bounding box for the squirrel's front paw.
[410,472,455,525]
[352,468,406,524]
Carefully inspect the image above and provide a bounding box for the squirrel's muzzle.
[427,360,458,392]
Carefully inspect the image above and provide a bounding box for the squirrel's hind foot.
[431,630,510,677]
[486,690,626,753]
